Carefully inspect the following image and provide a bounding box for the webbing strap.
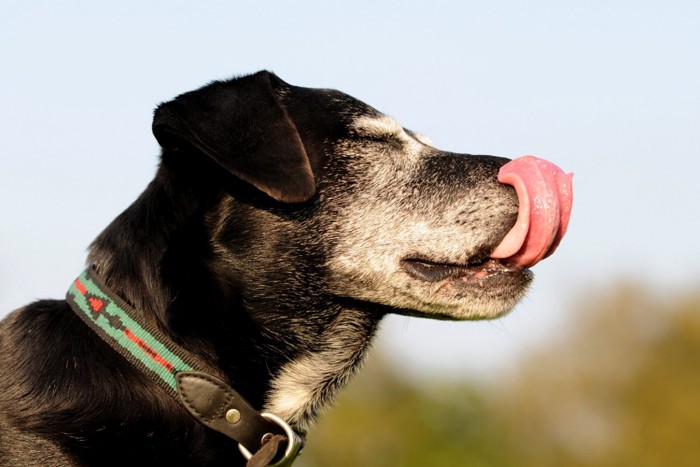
[66,269,202,398]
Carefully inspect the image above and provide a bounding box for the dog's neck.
[87,163,264,397]
[86,160,383,428]
[87,159,196,304]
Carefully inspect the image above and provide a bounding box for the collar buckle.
[238,413,304,466]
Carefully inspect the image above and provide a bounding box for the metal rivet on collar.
[225,409,241,424]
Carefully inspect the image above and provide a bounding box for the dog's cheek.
[322,159,430,299]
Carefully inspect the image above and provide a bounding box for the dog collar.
[66,268,303,466]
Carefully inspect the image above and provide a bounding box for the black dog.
[0,71,570,466]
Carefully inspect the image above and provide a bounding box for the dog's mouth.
[401,156,573,290]
[400,257,526,284]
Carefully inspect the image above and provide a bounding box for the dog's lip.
[400,257,525,283]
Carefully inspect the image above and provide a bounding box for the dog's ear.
[152,71,316,203]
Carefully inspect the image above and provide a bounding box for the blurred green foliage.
[298,285,700,466]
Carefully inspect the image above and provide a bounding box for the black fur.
[0,71,523,466]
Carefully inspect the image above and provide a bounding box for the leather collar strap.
[66,268,303,466]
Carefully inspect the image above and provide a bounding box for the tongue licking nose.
[490,156,573,268]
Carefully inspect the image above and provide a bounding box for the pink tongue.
[490,156,573,268]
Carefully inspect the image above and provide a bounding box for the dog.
[0,71,571,466]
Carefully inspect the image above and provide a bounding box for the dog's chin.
[328,255,533,321]
[393,258,534,321]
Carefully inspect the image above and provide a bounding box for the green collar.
[66,268,303,466]
[67,269,199,396]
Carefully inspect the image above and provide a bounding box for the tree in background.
[299,284,700,466]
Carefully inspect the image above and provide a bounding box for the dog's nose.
[490,156,573,268]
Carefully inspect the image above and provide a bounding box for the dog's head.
[152,71,567,323]
[141,71,572,425]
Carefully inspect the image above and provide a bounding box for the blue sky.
[2,0,699,379]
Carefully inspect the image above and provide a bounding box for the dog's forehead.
[280,83,380,121]
[280,82,434,148]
